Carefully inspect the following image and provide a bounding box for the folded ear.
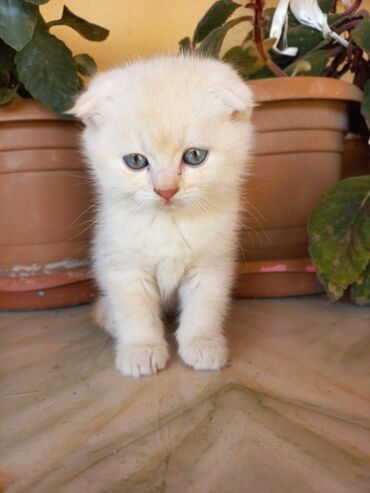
[66,71,117,123]
[219,82,255,118]
[209,65,255,118]
[67,89,101,123]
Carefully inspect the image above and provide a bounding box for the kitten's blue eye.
[183,148,208,166]
[123,153,149,170]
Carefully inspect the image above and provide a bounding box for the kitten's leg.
[106,270,169,378]
[92,296,116,336]
[177,265,234,371]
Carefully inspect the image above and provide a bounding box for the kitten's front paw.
[116,343,169,378]
[179,336,228,371]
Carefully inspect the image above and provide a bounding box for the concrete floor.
[1,295,370,493]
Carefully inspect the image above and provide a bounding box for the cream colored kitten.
[71,55,254,378]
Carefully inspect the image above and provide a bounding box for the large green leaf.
[0,39,15,70]
[196,23,230,57]
[361,80,370,132]
[287,50,329,76]
[0,0,37,50]
[47,6,109,41]
[287,26,325,56]
[223,46,263,78]
[223,39,275,78]
[15,31,79,113]
[197,16,250,57]
[308,176,370,301]
[74,53,97,77]
[193,0,241,44]
[350,265,370,306]
[352,18,370,55]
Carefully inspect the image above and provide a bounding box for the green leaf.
[361,80,370,132]
[352,18,370,55]
[47,6,109,41]
[308,176,370,299]
[0,85,18,104]
[223,46,263,78]
[223,39,275,78]
[303,50,329,75]
[24,0,49,4]
[196,16,250,58]
[249,65,276,79]
[319,276,345,301]
[15,31,79,113]
[74,53,97,77]
[0,0,37,50]
[193,0,241,44]
[196,23,230,57]
[0,39,16,70]
[350,264,370,306]
[287,50,329,76]
[287,25,326,56]
[318,0,335,14]
[291,60,311,76]
[179,37,192,53]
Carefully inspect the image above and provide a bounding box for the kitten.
[70,55,254,378]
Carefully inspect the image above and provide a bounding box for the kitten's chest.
[105,207,232,265]
[142,214,197,262]
[137,215,199,299]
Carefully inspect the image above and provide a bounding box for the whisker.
[70,202,97,227]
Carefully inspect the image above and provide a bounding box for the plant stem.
[246,0,287,77]
[335,62,351,78]
[336,19,362,33]
[45,20,61,29]
[323,48,348,76]
[339,0,362,19]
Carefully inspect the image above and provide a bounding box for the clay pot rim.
[238,258,317,275]
[0,77,363,122]
[0,97,64,122]
[248,77,363,104]
[1,259,317,291]
[0,268,91,292]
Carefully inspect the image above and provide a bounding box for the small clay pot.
[342,133,370,178]
[0,98,95,309]
[235,77,363,298]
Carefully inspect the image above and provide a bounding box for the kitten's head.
[70,55,254,214]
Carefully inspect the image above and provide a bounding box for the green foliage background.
[0,0,109,114]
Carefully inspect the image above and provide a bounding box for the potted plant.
[0,1,109,309]
[181,0,369,297]
[308,175,369,306]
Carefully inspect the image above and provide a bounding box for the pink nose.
[155,188,178,202]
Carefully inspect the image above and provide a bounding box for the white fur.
[73,55,254,377]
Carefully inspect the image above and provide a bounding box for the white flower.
[270,0,349,56]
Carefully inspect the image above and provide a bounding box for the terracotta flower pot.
[1,78,364,308]
[342,133,370,178]
[235,77,363,298]
[0,98,96,309]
